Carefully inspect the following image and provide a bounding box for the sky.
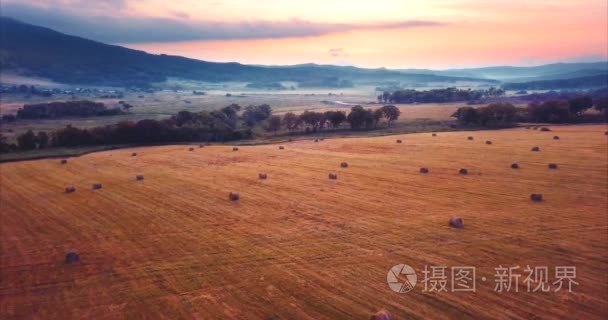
[3,0,607,69]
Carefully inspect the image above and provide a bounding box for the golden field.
[1,125,607,319]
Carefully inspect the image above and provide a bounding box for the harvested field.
[0,125,607,319]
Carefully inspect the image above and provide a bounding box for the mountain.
[0,17,494,87]
[502,74,608,90]
[424,62,608,81]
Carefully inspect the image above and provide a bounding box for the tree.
[380,105,401,127]
[282,112,300,131]
[568,96,593,116]
[266,115,282,134]
[17,130,37,150]
[242,104,271,126]
[373,109,384,128]
[451,107,478,125]
[299,111,325,132]
[527,100,570,123]
[324,111,346,128]
[346,106,374,130]
[36,131,49,149]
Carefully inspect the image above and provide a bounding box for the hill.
[1,125,606,319]
[0,18,492,87]
[503,74,608,90]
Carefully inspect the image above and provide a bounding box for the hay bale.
[314,139,319,142]
[530,193,543,202]
[60,159,68,164]
[370,309,393,320]
[340,162,348,168]
[511,163,520,169]
[605,131,608,135]
[553,136,560,140]
[229,192,240,201]
[328,173,338,180]
[531,146,540,152]
[131,152,137,157]
[540,127,551,132]
[467,136,474,140]
[485,140,492,145]
[189,147,194,151]
[92,183,102,190]
[65,186,76,193]
[449,216,464,229]
[259,173,268,180]
[396,139,402,144]
[233,147,239,151]
[432,133,437,137]
[65,251,80,264]
[136,175,144,181]
[279,146,285,150]
[419,167,429,174]
[459,168,468,175]
[288,138,293,142]
[199,144,205,148]
[548,163,558,169]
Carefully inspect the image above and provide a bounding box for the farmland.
[1,124,607,319]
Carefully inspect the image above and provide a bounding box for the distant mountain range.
[0,17,606,89]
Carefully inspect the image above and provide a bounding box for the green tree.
[568,96,593,116]
[17,130,37,150]
[266,115,282,134]
[36,131,49,149]
[380,105,401,127]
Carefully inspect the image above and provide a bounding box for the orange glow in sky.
[7,0,608,68]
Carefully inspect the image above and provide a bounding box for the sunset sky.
[3,0,607,68]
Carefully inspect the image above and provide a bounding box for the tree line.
[2,104,401,152]
[378,87,505,104]
[452,95,608,126]
[9,100,125,120]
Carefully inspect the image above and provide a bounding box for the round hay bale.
[233,147,239,151]
[553,136,560,140]
[320,138,325,141]
[288,138,293,142]
[65,186,76,193]
[314,139,319,142]
[60,159,68,164]
[548,163,558,169]
[279,146,285,150]
[340,162,348,168]
[136,175,144,181]
[511,163,520,169]
[432,133,437,137]
[229,192,240,201]
[189,147,194,151]
[258,173,268,180]
[396,139,402,144]
[370,309,393,320]
[328,173,338,180]
[605,131,608,135]
[131,152,137,157]
[92,183,102,190]
[485,140,492,145]
[530,193,543,202]
[65,251,80,264]
[459,168,468,175]
[467,136,474,140]
[449,216,464,229]
[531,146,540,152]
[419,167,429,174]
[540,127,551,132]
[199,144,205,148]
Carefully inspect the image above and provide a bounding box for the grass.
[0,124,607,319]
